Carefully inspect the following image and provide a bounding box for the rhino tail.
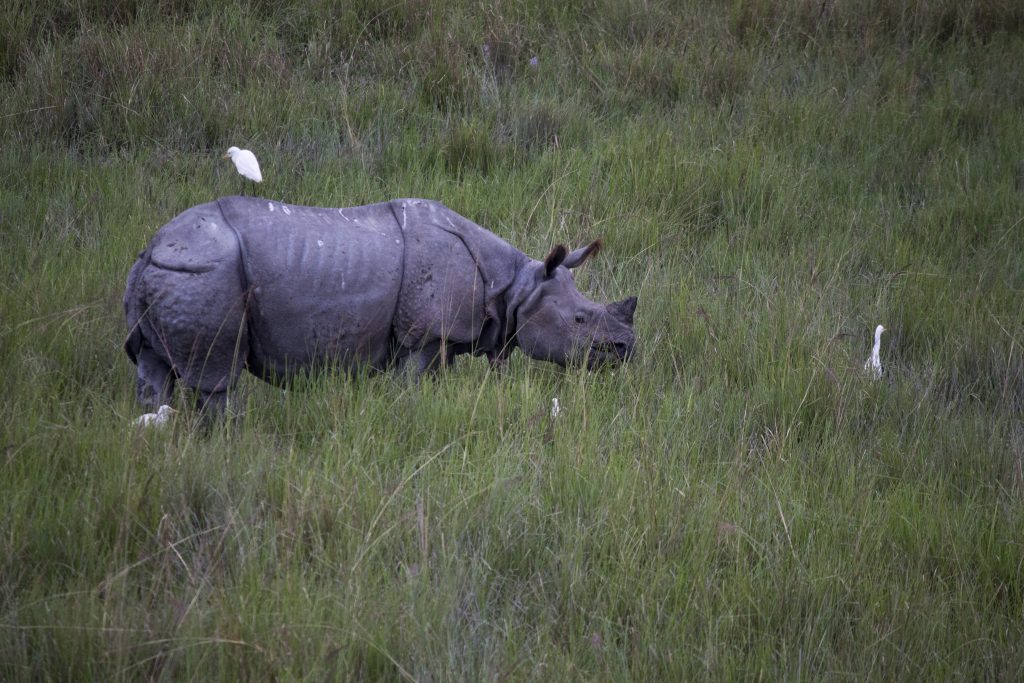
[123,250,149,365]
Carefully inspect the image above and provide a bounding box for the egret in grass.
[223,146,262,192]
[864,324,885,379]
[134,404,176,427]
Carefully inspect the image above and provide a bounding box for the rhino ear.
[608,296,637,325]
[543,244,567,278]
[562,239,602,269]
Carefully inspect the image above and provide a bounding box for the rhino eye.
[574,312,587,324]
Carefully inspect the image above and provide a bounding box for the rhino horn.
[608,296,637,325]
[543,244,568,277]
[562,239,602,269]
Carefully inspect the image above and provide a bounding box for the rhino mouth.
[585,340,633,368]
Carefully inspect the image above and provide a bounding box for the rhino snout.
[586,317,636,366]
[616,338,635,360]
[589,339,634,361]
[597,296,637,363]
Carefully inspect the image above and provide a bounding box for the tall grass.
[2,0,1023,679]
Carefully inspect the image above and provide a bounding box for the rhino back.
[219,197,404,374]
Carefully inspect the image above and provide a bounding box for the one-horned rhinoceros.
[124,197,637,411]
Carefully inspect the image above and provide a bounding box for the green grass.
[2,0,1023,679]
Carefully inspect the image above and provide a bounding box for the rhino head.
[505,240,637,368]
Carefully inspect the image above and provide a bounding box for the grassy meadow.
[2,0,1023,679]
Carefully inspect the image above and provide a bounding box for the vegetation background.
[2,0,1023,679]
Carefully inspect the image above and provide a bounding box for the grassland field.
[2,0,1023,679]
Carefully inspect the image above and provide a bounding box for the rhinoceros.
[124,197,637,411]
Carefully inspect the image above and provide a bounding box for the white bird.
[864,324,886,379]
[134,404,176,427]
[550,397,561,418]
[223,146,263,184]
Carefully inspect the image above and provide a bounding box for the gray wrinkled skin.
[124,197,637,412]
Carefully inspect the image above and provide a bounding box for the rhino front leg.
[198,389,230,416]
[413,339,456,376]
[136,343,176,410]
[486,348,509,373]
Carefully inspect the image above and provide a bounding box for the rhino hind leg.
[198,388,230,415]
[135,343,177,410]
[139,260,249,416]
[178,319,248,416]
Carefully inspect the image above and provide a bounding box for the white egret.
[863,324,885,379]
[223,146,263,189]
[134,404,176,427]
[551,397,561,418]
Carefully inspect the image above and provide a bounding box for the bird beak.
[222,153,230,159]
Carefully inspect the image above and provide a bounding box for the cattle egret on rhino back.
[864,324,885,379]
[223,146,262,185]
